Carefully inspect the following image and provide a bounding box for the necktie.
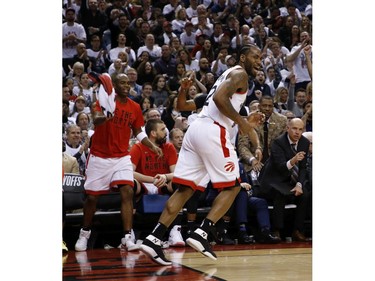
[290,143,299,185]
[262,121,269,163]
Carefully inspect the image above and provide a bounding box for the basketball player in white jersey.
[140,45,264,265]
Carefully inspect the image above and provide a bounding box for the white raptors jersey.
[198,65,248,133]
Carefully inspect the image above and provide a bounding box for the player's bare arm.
[176,76,196,111]
[133,127,163,157]
[213,69,249,128]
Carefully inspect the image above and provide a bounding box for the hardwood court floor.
[63,242,312,281]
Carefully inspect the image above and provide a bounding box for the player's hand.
[254,148,263,163]
[246,111,265,128]
[240,182,252,191]
[150,144,163,157]
[153,174,167,188]
[180,76,193,91]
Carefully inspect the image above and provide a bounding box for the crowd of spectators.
[62,0,313,246]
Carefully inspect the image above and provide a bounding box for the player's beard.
[155,136,167,146]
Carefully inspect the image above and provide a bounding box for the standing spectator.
[285,31,312,89]
[258,118,311,242]
[63,7,87,75]
[74,73,163,252]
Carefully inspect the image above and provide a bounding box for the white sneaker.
[168,225,185,247]
[121,233,140,251]
[75,229,91,251]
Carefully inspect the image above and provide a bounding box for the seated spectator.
[108,56,129,77]
[125,67,143,100]
[69,96,91,124]
[301,100,312,132]
[151,74,170,108]
[210,46,229,78]
[154,44,177,78]
[195,39,215,64]
[70,43,95,73]
[177,48,200,72]
[64,124,90,175]
[258,118,311,242]
[171,8,188,36]
[86,34,111,74]
[67,62,85,88]
[75,112,95,138]
[108,33,137,66]
[132,50,151,69]
[72,73,96,108]
[168,128,184,155]
[161,94,189,132]
[167,62,187,95]
[137,34,162,63]
[245,70,272,106]
[169,36,183,58]
[133,82,155,108]
[130,119,184,247]
[136,60,158,85]
[156,20,178,47]
[273,86,289,115]
[180,21,197,51]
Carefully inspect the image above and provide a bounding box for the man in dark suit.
[258,118,311,242]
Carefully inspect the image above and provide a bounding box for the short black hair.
[145,119,164,136]
[239,44,258,56]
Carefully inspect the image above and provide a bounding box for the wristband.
[136,131,147,142]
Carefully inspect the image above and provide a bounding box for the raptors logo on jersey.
[224,161,235,172]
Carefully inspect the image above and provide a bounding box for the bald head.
[287,118,304,143]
